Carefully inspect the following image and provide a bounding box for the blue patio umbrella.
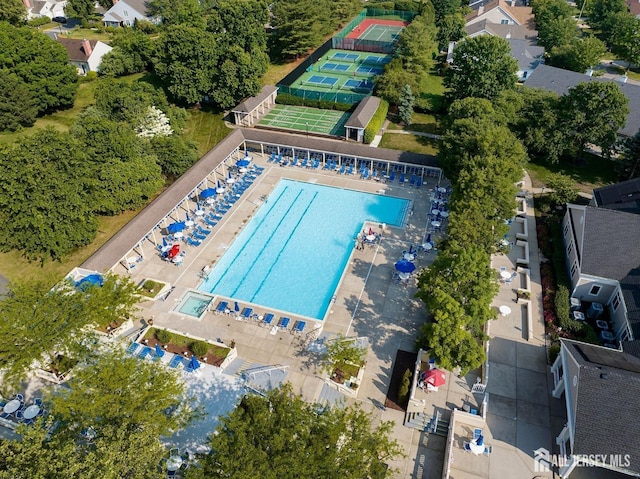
[234,301,240,313]
[408,245,415,255]
[185,213,191,222]
[188,355,200,371]
[167,222,186,234]
[426,233,432,244]
[200,188,217,199]
[155,343,165,358]
[236,158,250,167]
[395,259,416,273]
[75,274,104,290]
[162,237,168,247]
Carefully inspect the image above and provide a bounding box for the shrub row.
[363,99,389,144]
[275,94,352,111]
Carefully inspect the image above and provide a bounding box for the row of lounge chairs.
[126,342,200,371]
[213,301,306,334]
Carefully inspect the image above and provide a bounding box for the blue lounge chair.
[241,308,254,320]
[214,301,228,315]
[209,211,223,221]
[293,321,306,334]
[399,173,406,185]
[197,226,211,235]
[253,166,265,173]
[186,237,202,247]
[474,428,482,440]
[300,158,308,168]
[338,164,345,174]
[416,177,423,188]
[34,398,43,407]
[126,342,140,355]
[192,231,207,241]
[169,355,184,368]
[312,159,320,169]
[347,165,354,175]
[204,217,218,227]
[278,317,290,329]
[263,313,274,326]
[409,174,416,186]
[138,346,152,359]
[362,169,369,180]
[389,171,396,182]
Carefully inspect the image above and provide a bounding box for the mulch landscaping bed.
[142,337,227,367]
[385,349,417,412]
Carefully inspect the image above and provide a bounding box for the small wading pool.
[175,292,213,318]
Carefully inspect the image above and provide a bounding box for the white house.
[22,0,66,20]
[56,38,113,74]
[465,0,535,28]
[102,0,157,27]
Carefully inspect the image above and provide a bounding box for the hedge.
[275,94,352,111]
[363,99,389,144]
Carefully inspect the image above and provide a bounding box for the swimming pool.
[174,292,213,318]
[198,179,410,319]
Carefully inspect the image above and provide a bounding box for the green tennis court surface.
[357,24,403,42]
[259,105,351,136]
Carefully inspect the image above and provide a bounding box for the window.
[124,9,128,16]
[567,242,573,257]
[564,223,570,238]
[612,293,621,311]
[500,19,509,24]
[589,285,601,296]
[570,262,577,277]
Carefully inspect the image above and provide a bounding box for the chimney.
[82,38,92,57]
[22,0,31,9]
[113,0,118,3]
[478,5,484,14]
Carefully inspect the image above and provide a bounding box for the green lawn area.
[54,28,113,42]
[261,59,305,86]
[379,133,438,156]
[387,112,441,134]
[526,154,619,194]
[183,108,231,156]
[418,70,446,112]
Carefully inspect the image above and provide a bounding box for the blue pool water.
[176,292,213,318]
[198,179,410,319]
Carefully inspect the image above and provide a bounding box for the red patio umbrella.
[424,368,446,387]
[168,244,180,259]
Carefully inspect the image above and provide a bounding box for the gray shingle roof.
[577,206,640,337]
[593,178,640,215]
[562,340,640,472]
[466,19,538,44]
[507,38,544,71]
[81,128,438,272]
[345,96,380,129]
[524,64,640,137]
[232,86,278,114]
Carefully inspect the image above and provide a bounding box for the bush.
[190,340,210,357]
[555,284,577,332]
[363,99,389,144]
[28,17,51,27]
[155,329,172,344]
[398,368,411,405]
[80,71,98,82]
[275,93,352,111]
[548,342,561,364]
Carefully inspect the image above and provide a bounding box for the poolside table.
[499,305,512,316]
[422,243,433,251]
[3,400,21,414]
[468,439,484,455]
[167,456,183,472]
[431,221,441,228]
[225,177,235,184]
[398,272,411,281]
[194,209,205,216]
[440,211,449,218]
[366,234,376,242]
[437,187,447,193]
[23,405,40,420]
[403,253,415,261]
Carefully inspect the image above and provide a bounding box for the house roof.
[562,339,640,471]
[507,38,544,71]
[465,19,538,44]
[119,0,149,15]
[56,38,99,62]
[593,178,640,215]
[232,86,278,114]
[345,96,380,129]
[574,206,640,337]
[465,0,535,28]
[627,0,640,17]
[32,0,47,14]
[524,64,640,137]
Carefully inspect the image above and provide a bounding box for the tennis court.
[362,55,392,65]
[321,62,351,73]
[258,105,350,137]
[356,65,384,75]
[306,75,339,87]
[356,23,403,43]
[344,79,373,89]
[332,52,360,62]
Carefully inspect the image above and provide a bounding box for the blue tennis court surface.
[307,75,338,86]
[363,55,391,65]
[332,52,360,62]
[344,79,373,89]
[321,62,350,72]
[356,65,384,75]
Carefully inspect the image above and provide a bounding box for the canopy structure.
[167,222,186,234]
[200,188,217,199]
[424,368,446,387]
[236,158,250,167]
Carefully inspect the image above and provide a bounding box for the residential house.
[592,178,640,215]
[464,0,535,30]
[627,0,640,18]
[465,19,538,44]
[22,0,66,20]
[524,64,640,138]
[56,38,113,74]
[550,339,640,478]
[561,202,640,343]
[102,0,157,27]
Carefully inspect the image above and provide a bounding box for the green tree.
[154,25,218,104]
[320,335,367,375]
[206,0,269,52]
[0,23,78,114]
[0,0,26,24]
[436,12,466,51]
[396,14,438,73]
[147,0,205,28]
[193,384,404,479]
[560,81,630,158]
[99,28,154,76]
[65,0,96,19]
[606,13,640,69]
[0,274,139,387]
[444,35,518,102]
[209,44,266,109]
[149,135,199,177]
[375,58,419,105]
[0,70,38,131]
[443,97,495,130]
[616,129,640,179]
[545,172,579,205]
[431,0,461,22]
[531,0,576,49]
[0,129,97,260]
[549,36,606,72]
[398,84,415,126]
[586,0,627,30]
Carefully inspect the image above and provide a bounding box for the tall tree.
[0,0,26,25]
[0,274,139,387]
[531,0,576,49]
[436,12,466,51]
[545,172,579,205]
[147,0,205,28]
[99,27,155,76]
[65,0,96,19]
[375,58,419,105]
[606,13,640,70]
[560,81,630,158]
[398,84,415,126]
[206,0,269,52]
[616,130,640,179]
[193,384,403,479]
[209,44,266,109]
[396,14,438,73]
[549,36,606,72]
[148,135,199,177]
[0,23,78,114]
[586,0,627,30]
[0,129,97,260]
[444,35,518,102]
[0,69,38,131]
[431,0,461,22]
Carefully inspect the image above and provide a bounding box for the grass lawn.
[54,28,113,42]
[261,58,305,87]
[183,108,231,156]
[418,70,446,112]
[526,154,619,194]
[387,112,441,134]
[379,133,438,156]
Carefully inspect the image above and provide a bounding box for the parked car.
[52,16,67,23]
